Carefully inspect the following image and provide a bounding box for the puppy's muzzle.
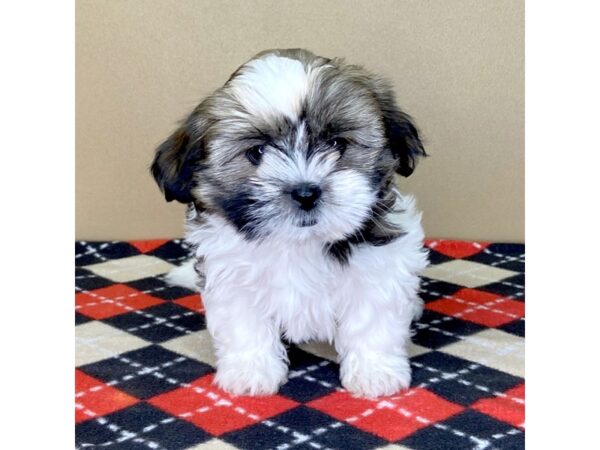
[290,183,321,211]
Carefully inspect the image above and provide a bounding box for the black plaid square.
[222,405,386,450]
[103,302,206,343]
[75,402,210,450]
[79,345,213,399]
[466,244,525,273]
[76,267,114,291]
[499,319,525,337]
[147,239,192,263]
[76,241,140,267]
[411,352,523,406]
[279,347,341,403]
[477,273,525,301]
[412,310,487,349]
[125,276,197,301]
[419,277,464,304]
[426,248,455,265]
[75,311,93,326]
[400,409,524,450]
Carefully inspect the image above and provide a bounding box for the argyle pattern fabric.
[75,239,525,450]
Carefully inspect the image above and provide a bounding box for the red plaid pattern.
[309,388,464,441]
[425,239,491,259]
[472,384,525,429]
[75,370,139,423]
[150,374,299,435]
[426,288,524,327]
[75,284,165,319]
[75,239,525,449]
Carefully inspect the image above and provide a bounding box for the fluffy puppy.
[151,49,428,398]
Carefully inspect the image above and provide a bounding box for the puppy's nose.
[291,184,321,211]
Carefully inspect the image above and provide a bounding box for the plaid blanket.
[75,239,524,450]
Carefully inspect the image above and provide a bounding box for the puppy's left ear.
[373,82,427,177]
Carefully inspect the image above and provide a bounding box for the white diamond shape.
[161,329,216,366]
[422,259,518,288]
[374,445,414,450]
[296,340,430,362]
[83,254,174,282]
[76,321,149,366]
[297,341,338,362]
[185,439,241,450]
[440,329,524,377]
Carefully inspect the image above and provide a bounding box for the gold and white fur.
[152,49,429,398]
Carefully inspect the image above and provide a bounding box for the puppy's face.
[152,49,425,243]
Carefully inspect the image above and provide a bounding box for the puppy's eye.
[328,138,348,154]
[246,145,265,165]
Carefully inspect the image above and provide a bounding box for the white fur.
[164,258,198,291]
[229,55,309,121]
[168,191,428,397]
[255,147,377,242]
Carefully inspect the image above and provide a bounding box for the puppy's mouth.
[297,217,317,227]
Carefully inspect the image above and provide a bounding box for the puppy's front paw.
[340,352,411,398]
[214,353,288,396]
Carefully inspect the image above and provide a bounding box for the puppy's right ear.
[151,124,202,204]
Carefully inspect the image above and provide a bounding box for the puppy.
[151,49,428,398]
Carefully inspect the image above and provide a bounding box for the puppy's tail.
[164,259,201,292]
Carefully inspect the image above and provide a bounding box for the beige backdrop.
[76,0,524,242]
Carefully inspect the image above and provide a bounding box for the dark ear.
[373,83,426,177]
[151,124,202,203]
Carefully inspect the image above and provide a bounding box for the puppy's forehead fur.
[228,55,310,121]
[199,50,387,167]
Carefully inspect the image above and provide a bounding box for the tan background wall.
[76,0,524,242]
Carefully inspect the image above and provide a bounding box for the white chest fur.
[187,215,340,343]
[170,192,429,397]
[183,193,428,345]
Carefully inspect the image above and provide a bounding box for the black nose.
[290,184,321,211]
